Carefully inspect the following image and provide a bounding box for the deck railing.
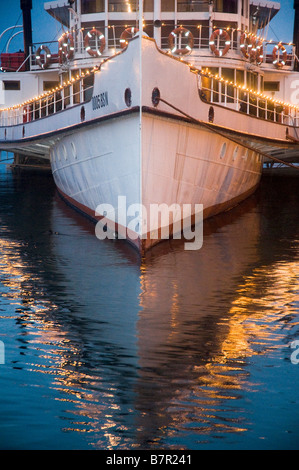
[199,72,299,127]
[29,41,60,69]
[161,26,294,67]
[0,75,94,127]
[27,25,294,69]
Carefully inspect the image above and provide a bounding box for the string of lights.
[0,26,297,115]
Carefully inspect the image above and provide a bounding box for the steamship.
[0,0,299,254]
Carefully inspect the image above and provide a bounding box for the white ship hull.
[53,109,261,253]
[3,36,296,254]
[48,37,262,253]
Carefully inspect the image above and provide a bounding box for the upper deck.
[0,0,291,75]
[0,0,296,111]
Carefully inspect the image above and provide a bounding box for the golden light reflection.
[136,217,298,444]
[182,257,298,439]
[1,195,298,449]
[217,260,299,363]
[0,236,121,445]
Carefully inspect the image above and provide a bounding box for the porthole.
[81,106,85,122]
[124,88,132,107]
[152,87,160,107]
[220,142,227,159]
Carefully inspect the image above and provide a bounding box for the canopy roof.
[44,0,70,27]
[250,0,280,28]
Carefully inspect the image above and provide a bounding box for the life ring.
[249,39,257,63]
[84,28,106,57]
[240,33,255,60]
[120,27,139,48]
[209,29,231,57]
[272,43,288,69]
[58,32,75,62]
[256,40,264,65]
[168,27,194,55]
[36,45,52,69]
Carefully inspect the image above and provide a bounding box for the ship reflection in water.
[0,166,298,450]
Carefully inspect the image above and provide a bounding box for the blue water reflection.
[0,164,298,450]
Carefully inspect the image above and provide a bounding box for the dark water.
[0,162,298,450]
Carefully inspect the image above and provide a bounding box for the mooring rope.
[157,97,299,171]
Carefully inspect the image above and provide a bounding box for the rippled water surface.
[0,163,298,450]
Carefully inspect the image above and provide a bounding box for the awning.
[44,0,70,27]
[250,0,281,28]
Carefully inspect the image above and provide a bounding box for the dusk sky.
[0,0,295,52]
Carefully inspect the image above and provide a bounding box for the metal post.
[20,0,33,71]
[209,1,214,38]
[294,1,299,71]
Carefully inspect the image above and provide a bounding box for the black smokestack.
[294,1,299,70]
[20,0,33,70]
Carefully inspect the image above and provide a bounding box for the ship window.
[3,80,20,91]
[247,71,258,91]
[214,0,237,13]
[83,73,94,101]
[221,68,235,103]
[177,0,209,12]
[81,0,104,13]
[34,101,40,120]
[108,0,136,12]
[264,81,280,92]
[72,71,81,104]
[43,81,59,91]
[160,21,176,48]
[144,0,153,11]
[41,98,47,118]
[64,85,71,108]
[161,0,175,11]
[205,67,220,103]
[236,69,244,86]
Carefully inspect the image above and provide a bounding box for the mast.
[20,0,33,71]
[294,0,299,71]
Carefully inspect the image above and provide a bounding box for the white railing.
[161,26,295,68]
[29,42,60,69]
[0,77,94,127]
[199,73,299,127]
[24,25,295,70]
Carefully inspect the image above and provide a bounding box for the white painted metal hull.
[51,112,262,253]
[0,37,278,253]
